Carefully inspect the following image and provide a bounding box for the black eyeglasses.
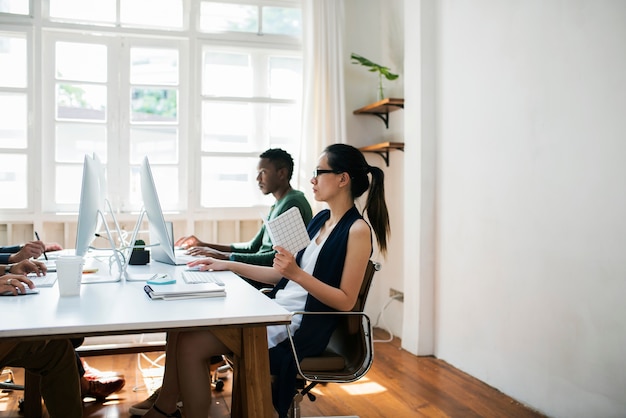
[312,169,342,178]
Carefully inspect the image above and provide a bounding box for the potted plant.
[351,52,399,101]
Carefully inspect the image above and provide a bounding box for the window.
[1,0,302,214]
[0,1,29,15]
[42,34,186,213]
[200,47,302,207]
[197,1,302,208]
[0,30,29,209]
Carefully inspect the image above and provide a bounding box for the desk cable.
[373,293,403,343]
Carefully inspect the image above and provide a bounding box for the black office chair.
[284,260,380,418]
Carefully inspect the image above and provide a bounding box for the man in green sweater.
[176,148,312,266]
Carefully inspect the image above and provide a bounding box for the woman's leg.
[144,332,182,418]
[175,330,229,418]
[144,330,229,418]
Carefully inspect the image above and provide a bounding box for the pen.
[35,231,48,261]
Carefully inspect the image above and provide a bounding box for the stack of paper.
[144,283,226,300]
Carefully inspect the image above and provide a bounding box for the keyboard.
[41,260,57,272]
[181,270,225,286]
[28,273,58,287]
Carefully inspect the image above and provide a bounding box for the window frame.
[2,0,302,219]
[0,24,36,214]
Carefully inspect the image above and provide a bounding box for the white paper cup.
[56,255,84,296]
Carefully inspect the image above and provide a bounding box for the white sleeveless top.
[267,230,325,348]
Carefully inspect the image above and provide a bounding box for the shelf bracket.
[369,103,404,129]
[374,112,390,129]
[370,148,404,167]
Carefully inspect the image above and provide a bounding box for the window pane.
[0,34,27,88]
[130,165,179,210]
[201,156,270,208]
[131,88,178,122]
[0,93,27,148]
[269,56,302,99]
[57,84,107,121]
[269,104,299,146]
[200,2,258,33]
[0,154,27,208]
[121,0,183,29]
[55,123,107,163]
[202,102,256,152]
[55,164,82,204]
[131,48,179,85]
[130,127,178,164]
[202,51,251,97]
[0,0,29,14]
[49,0,116,23]
[262,6,301,36]
[56,42,107,82]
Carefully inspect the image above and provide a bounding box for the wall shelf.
[359,142,404,167]
[353,98,404,129]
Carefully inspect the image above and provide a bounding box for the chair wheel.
[18,398,24,412]
[213,379,224,392]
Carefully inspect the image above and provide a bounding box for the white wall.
[430,1,626,417]
[348,1,626,415]
[344,0,406,339]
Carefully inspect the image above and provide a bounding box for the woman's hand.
[272,246,301,280]
[11,260,47,276]
[186,257,230,272]
[1,274,35,295]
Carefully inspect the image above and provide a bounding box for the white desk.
[1,258,291,418]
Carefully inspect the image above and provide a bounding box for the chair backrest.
[352,260,378,313]
[297,260,378,382]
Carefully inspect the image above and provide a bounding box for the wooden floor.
[0,329,546,418]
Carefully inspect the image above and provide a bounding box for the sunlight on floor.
[310,376,388,398]
[0,393,9,412]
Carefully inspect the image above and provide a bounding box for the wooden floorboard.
[0,329,546,418]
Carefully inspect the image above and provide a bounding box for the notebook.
[264,206,311,255]
[143,283,226,300]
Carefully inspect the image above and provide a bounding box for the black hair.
[260,148,294,180]
[324,143,390,254]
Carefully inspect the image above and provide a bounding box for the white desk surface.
[1,257,291,340]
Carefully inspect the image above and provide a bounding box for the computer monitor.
[139,156,182,265]
[75,155,103,256]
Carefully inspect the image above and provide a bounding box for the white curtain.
[297,0,346,202]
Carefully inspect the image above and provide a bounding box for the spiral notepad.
[264,207,310,255]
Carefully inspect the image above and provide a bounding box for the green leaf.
[350,52,399,80]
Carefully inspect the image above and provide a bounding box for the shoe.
[82,360,123,381]
[151,404,182,418]
[129,387,161,416]
[81,375,125,400]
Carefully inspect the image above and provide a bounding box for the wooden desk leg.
[230,326,274,418]
[23,371,42,418]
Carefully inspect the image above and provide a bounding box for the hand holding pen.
[34,231,48,260]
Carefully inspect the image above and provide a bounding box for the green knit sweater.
[229,189,312,266]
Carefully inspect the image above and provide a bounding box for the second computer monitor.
[139,156,181,265]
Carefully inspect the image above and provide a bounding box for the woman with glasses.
[142,143,390,418]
